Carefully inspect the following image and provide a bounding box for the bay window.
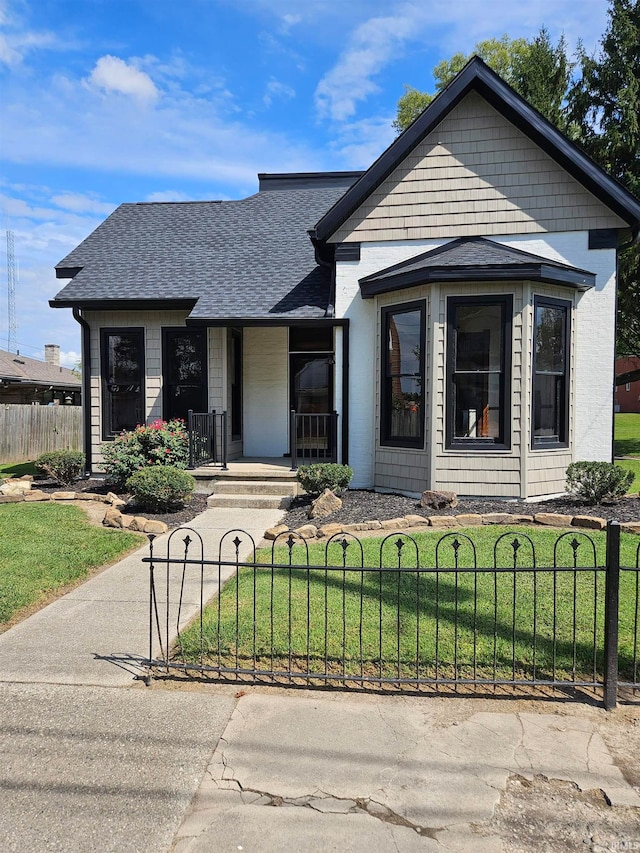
[381,302,425,447]
[532,297,570,447]
[446,296,511,449]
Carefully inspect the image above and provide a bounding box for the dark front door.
[290,354,333,458]
[163,329,207,422]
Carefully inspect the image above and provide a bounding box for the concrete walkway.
[0,506,283,852]
[1,504,639,852]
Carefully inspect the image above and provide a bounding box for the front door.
[290,354,333,459]
[163,329,207,422]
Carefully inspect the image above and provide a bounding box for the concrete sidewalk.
[173,692,640,853]
[0,505,283,853]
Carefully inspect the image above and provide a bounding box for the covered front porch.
[166,321,348,471]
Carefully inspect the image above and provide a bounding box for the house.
[50,58,640,499]
[615,356,640,414]
[0,345,81,405]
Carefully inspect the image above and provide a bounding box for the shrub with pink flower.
[101,418,190,489]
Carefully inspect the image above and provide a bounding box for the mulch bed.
[281,489,640,529]
[34,477,209,528]
[32,477,640,530]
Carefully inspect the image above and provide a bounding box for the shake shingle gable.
[51,176,360,321]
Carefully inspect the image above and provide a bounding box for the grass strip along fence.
[144,524,640,708]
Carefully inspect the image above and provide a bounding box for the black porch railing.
[143,521,640,709]
[187,409,228,469]
[290,410,338,470]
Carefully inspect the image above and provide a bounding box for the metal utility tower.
[6,229,17,353]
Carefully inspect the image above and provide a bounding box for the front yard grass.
[0,460,37,478]
[0,502,143,626]
[614,412,640,457]
[176,526,640,684]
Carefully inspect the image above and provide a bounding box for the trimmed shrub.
[101,419,189,489]
[565,461,634,504]
[35,450,85,486]
[297,463,353,495]
[126,465,195,511]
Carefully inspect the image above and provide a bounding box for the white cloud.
[315,4,429,121]
[51,192,116,215]
[313,0,609,122]
[88,55,159,102]
[59,350,81,369]
[263,77,296,107]
[145,189,193,203]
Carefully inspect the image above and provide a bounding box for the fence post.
[221,410,228,470]
[187,409,194,469]
[145,535,156,686]
[211,409,217,467]
[290,409,297,471]
[603,520,620,710]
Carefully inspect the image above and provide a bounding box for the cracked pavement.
[170,693,640,853]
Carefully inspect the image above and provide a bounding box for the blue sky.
[0,0,610,367]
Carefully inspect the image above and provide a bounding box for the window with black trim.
[381,302,425,447]
[101,328,145,439]
[446,295,511,449]
[532,297,570,448]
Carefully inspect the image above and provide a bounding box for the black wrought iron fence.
[143,522,640,709]
[187,409,228,469]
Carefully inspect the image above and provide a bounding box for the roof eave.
[359,264,596,298]
[49,298,198,311]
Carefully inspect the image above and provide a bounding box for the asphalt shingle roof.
[52,178,357,321]
[359,237,596,297]
[0,349,80,388]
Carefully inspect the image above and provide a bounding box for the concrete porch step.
[207,493,293,510]
[212,480,298,496]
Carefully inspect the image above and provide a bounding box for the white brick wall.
[243,327,289,457]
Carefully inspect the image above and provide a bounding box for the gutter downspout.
[72,307,92,475]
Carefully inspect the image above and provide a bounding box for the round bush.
[565,461,634,504]
[35,450,85,486]
[296,463,353,495]
[126,465,195,511]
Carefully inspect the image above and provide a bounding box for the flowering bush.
[101,419,190,489]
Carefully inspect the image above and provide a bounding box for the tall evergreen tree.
[568,0,640,355]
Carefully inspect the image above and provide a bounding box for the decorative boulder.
[420,489,458,510]
[308,488,342,519]
[0,479,32,496]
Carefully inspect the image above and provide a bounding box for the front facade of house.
[51,59,640,499]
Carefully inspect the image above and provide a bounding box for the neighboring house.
[50,58,640,499]
[0,345,81,405]
[615,356,640,414]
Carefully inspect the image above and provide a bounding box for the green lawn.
[0,503,143,625]
[614,412,640,457]
[176,527,640,684]
[0,461,38,478]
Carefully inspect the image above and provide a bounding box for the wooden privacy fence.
[0,404,82,463]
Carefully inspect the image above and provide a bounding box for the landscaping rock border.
[0,486,168,534]
[265,511,640,540]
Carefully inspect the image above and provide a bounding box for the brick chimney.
[44,344,60,366]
